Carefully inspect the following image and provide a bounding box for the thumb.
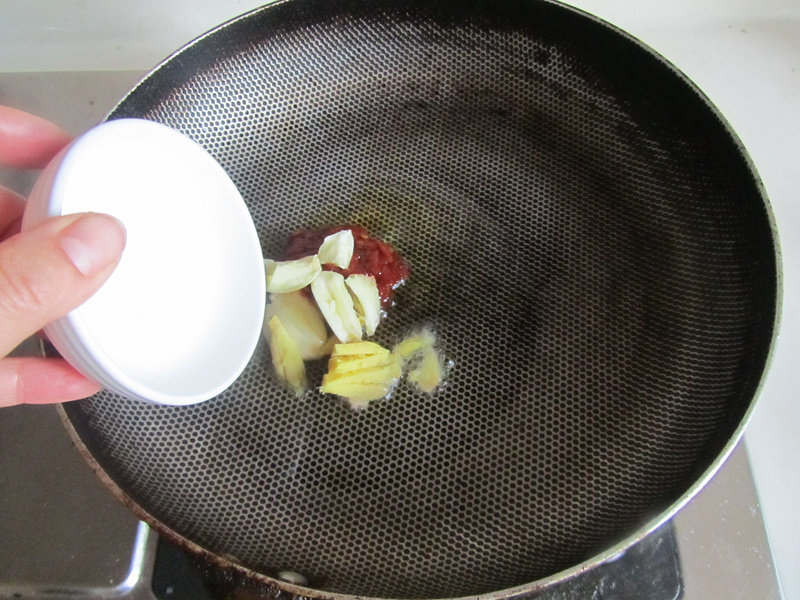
[0,213,126,357]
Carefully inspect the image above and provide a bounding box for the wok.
[58,0,779,598]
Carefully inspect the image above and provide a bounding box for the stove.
[0,71,783,600]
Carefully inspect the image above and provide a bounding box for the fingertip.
[58,213,127,277]
[0,105,73,169]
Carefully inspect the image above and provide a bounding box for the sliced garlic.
[346,274,381,336]
[310,271,363,343]
[265,255,321,293]
[264,291,329,360]
[317,229,354,269]
[265,315,307,395]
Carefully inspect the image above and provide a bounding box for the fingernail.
[59,213,126,277]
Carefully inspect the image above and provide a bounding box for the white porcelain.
[24,118,265,405]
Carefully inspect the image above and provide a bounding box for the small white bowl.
[24,118,266,406]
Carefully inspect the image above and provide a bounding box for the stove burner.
[150,524,681,600]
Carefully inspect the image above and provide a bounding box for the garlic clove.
[265,255,321,293]
[265,315,307,395]
[317,229,354,269]
[264,291,329,360]
[346,274,382,336]
[310,271,363,343]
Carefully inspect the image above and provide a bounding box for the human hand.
[0,106,126,407]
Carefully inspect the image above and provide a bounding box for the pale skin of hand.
[0,105,126,407]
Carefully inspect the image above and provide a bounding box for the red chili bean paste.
[283,225,409,307]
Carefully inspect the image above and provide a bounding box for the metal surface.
[0,405,158,600]
[49,1,777,598]
[674,446,783,600]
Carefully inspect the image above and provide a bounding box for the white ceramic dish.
[23,118,266,405]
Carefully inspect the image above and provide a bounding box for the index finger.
[0,105,73,169]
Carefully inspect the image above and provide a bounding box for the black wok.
[59,0,779,598]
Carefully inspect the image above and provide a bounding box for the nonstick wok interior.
[60,1,777,598]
